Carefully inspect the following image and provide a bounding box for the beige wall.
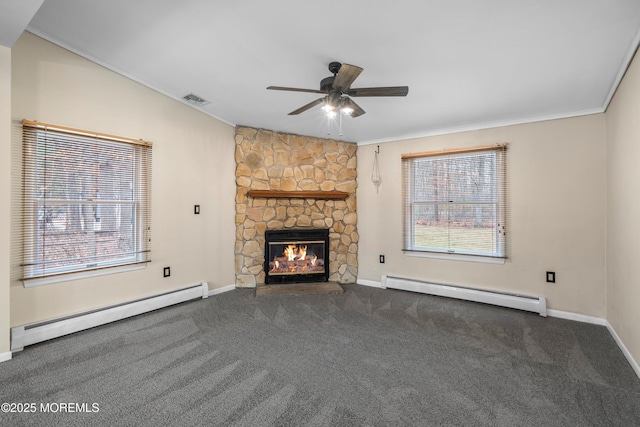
[10,32,236,326]
[0,45,11,356]
[357,114,607,316]
[606,50,640,365]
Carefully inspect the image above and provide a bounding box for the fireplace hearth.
[264,228,330,284]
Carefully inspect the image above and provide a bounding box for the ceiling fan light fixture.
[339,97,355,115]
[326,109,337,119]
[322,103,335,113]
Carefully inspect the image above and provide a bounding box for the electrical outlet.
[379,255,385,263]
[194,205,200,214]
[546,271,555,283]
[164,266,171,278]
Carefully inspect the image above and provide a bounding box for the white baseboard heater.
[381,275,547,317]
[11,282,209,352]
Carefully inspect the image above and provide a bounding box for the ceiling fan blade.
[346,86,409,97]
[343,98,366,118]
[288,97,325,115]
[332,63,363,90]
[267,86,326,94]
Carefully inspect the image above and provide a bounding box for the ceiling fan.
[267,62,408,118]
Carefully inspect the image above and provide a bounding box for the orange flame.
[283,244,307,261]
[283,245,295,261]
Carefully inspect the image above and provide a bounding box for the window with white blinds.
[21,120,152,282]
[402,144,507,259]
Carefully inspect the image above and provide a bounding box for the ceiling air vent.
[182,93,210,106]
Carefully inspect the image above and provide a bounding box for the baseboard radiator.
[381,275,547,317]
[11,282,209,352]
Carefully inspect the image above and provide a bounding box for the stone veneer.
[234,126,358,287]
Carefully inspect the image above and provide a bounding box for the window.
[21,120,152,284]
[402,144,507,259]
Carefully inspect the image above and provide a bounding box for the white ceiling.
[0,0,44,47]
[4,0,640,144]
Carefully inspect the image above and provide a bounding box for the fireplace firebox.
[264,228,330,284]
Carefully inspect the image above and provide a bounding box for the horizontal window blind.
[402,144,508,258]
[21,120,153,281]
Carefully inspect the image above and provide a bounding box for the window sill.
[23,263,147,288]
[404,250,506,264]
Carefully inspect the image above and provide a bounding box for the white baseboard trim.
[605,321,640,379]
[546,309,607,326]
[208,284,236,296]
[357,279,383,288]
[0,351,11,364]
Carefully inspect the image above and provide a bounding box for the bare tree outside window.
[21,122,152,281]
[402,146,507,258]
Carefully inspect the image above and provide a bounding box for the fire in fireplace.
[268,244,324,274]
[264,228,330,284]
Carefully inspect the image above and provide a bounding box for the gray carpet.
[0,284,639,426]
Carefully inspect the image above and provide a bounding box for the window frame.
[402,144,507,261]
[21,120,152,286]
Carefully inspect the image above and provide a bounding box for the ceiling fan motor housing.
[321,62,342,91]
[320,76,335,92]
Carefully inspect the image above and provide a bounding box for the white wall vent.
[182,93,210,106]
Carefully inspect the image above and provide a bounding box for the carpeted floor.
[0,284,639,426]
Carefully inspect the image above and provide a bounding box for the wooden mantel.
[248,190,349,200]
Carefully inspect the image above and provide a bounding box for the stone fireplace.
[234,126,358,287]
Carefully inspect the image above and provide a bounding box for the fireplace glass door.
[264,229,329,284]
